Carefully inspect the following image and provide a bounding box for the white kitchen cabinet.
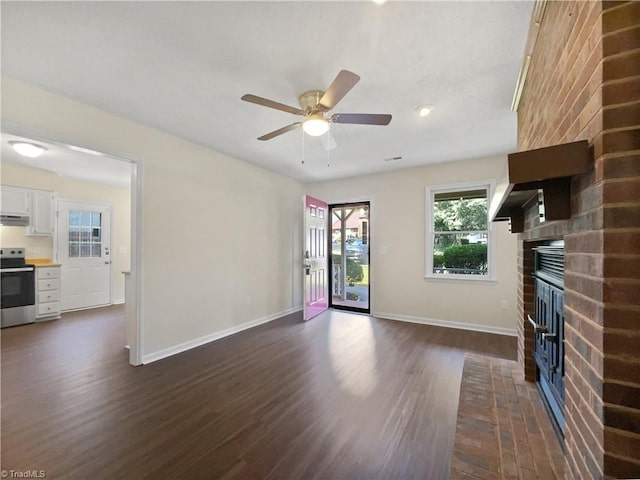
[1,185,31,216]
[27,189,55,236]
[35,266,62,321]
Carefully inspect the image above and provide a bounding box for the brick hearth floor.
[449,354,566,480]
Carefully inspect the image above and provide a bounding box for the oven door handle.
[527,314,548,333]
[0,267,35,273]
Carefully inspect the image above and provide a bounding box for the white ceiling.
[1,133,132,189]
[1,1,532,184]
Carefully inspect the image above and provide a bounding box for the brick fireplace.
[514,1,640,479]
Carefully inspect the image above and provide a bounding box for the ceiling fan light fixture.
[9,141,47,158]
[302,115,330,137]
[243,70,392,142]
[417,104,433,117]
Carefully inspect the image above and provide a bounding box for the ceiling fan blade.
[241,94,303,116]
[319,70,360,110]
[257,122,302,141]
[331,113,392,126]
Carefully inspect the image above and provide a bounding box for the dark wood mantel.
[489,140,592,233]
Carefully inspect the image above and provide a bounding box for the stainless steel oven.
[1,248,36,328]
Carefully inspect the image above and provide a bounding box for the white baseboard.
[112,298,125,305]
[373,311,517,337]
[142,306,303,364]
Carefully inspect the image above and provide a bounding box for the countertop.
[26,258,62,267]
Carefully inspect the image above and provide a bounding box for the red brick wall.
[600,2,640,477]
[516,1,640,479]
[517,241,536,383]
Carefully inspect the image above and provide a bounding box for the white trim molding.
[511,0,548,111]
[373,311,517,337]
[142,306,303,364]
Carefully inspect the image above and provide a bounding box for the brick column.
[517,241,536,382]
[517,1,608,479]
[599,2,640,477]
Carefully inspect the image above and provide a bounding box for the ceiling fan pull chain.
[301,127,305,165]
[327,133,330,167]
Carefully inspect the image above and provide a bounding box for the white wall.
[0,163,131,303]
[1,76,516,365]
[0,225,52,259]
[307,154,519,334]
[2,77,304,360]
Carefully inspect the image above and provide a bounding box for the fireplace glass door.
[533,244,565,435]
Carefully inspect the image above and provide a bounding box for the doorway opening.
[1,123,143,366]
[329,202,370,313]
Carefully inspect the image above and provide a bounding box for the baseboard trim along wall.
[142,306,303,364]
[373,311,517,337]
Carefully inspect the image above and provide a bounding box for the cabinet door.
[1,186,30,215]
[27,190,54,236]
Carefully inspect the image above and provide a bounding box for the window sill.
[424,274,497,285]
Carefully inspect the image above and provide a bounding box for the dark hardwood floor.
[1,306,515,479]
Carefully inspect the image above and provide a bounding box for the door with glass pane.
[303,195,329,321]
[329,202,370,313]
[57,201,111,311]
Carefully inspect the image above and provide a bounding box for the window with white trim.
[68,210,103,258]
[426,183,493,280]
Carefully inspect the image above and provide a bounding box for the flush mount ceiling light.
[302,115,330,137]
[9,141,47,158]
[416,104,433,117]
[372,0,387,4]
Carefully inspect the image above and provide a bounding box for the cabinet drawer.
[37,267,60,280]
[37,279,60,291]
[37,302,60,316]
[38,290,60,303]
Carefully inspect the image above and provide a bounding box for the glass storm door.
[329,202,370,313]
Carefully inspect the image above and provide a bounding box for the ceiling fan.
[241,70,392,141]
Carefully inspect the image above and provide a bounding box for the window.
[68,210,102,258]
[426,182,493,280]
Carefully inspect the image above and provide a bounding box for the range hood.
[0,214,30,227]
[489,140,592,233]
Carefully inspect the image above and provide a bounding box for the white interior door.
[303,195,328,321]
[57,200,112,311]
